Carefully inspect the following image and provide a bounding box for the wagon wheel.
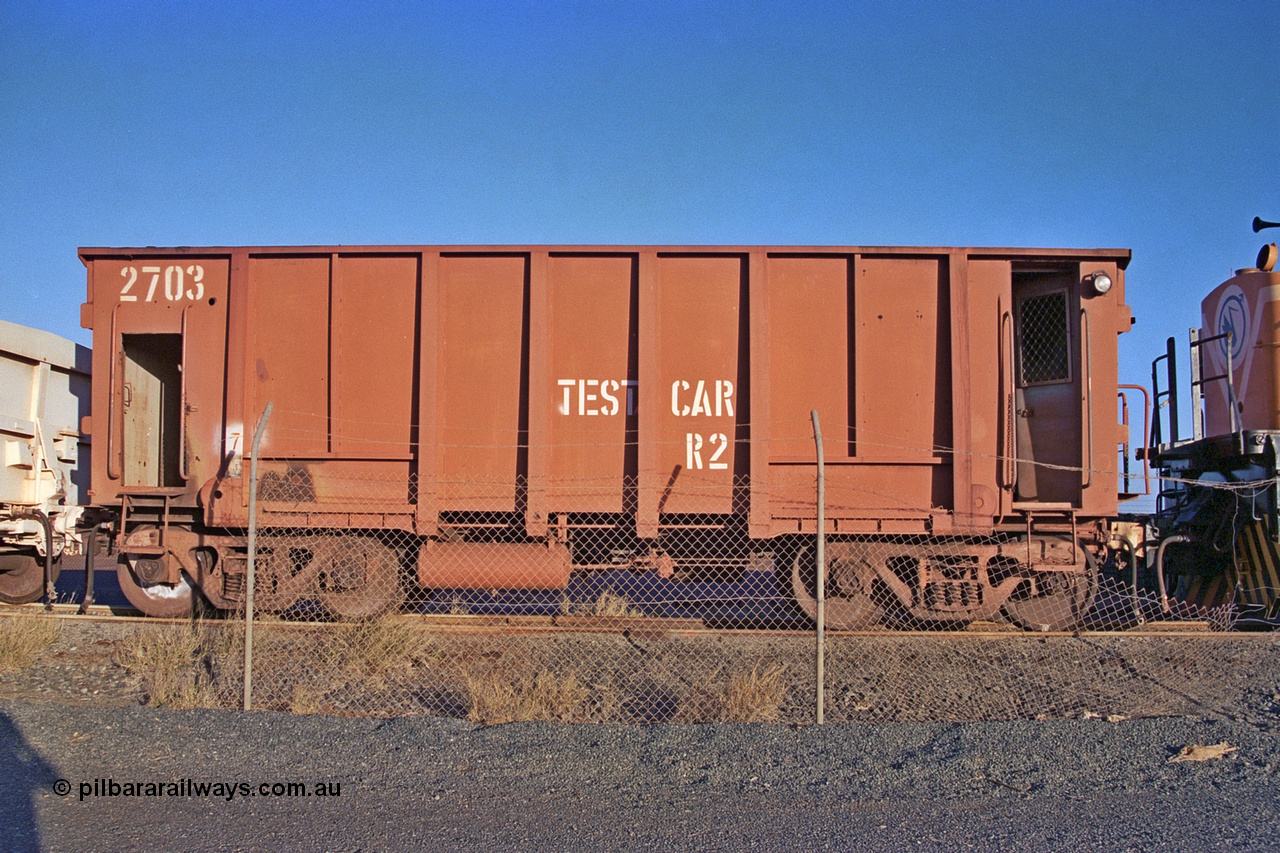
[790,544,884,630]
[317,536,406,620]
[116,558,196,618]
[1000,540,1097,632]
[0,551,60,605]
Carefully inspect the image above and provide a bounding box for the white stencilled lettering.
[671,379,734,417]
[118,265,206,303]
[686,432,730,470]
[557,379,637,416]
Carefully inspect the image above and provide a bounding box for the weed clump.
[340,617,439,678]
[720,662,790,722]
[0,613,60,672]
[113,624,232,709]
[465,668,588,724]
[675,661,791,723]
[559,590,645,618]
[288,683,327,715]
[591,590,644,618]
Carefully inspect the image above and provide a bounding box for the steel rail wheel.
[1000,539,1098,632]
[116,559,197,618]
[790,544,884,630]
[316,536,406,620]
[0,551,59,605]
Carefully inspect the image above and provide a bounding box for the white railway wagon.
[0,319,90,603]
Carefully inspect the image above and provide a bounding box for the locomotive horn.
[1254,216,1279,232]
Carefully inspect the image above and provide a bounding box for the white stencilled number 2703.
[119,265,205,303]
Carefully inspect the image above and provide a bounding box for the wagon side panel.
[649,253,747,516]
[436,254,528,512]
[545,253,637,512]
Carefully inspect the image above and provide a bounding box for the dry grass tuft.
[589,590,644,618]
[719,662,790,722]
[341,616,439,677]
[0,613,60,672]
[113,624,229,709]
[166,680,222,711]
[465,668,588,724]
[288,683,327,715]
[556,590,643,618]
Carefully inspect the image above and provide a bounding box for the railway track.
[7,601,1227,639]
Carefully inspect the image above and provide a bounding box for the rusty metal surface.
[545,253,635,512]
[416,541,572,590]
[78,244,1133,616]
[1198,269,1280,435]
[79,244,1131,521]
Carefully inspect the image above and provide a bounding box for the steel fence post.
[812,410,825,725]
[244,402,273,712]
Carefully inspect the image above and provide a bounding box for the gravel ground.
[2,612,1280,851]
[3,698,1279,852]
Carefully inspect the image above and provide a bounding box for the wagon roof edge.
[78,245,1133,268]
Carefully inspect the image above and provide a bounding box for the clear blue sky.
[3,0,1277,405]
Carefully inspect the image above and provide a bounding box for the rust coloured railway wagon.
[79,245,1133,628]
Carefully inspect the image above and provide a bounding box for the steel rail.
[7,605,1241,640]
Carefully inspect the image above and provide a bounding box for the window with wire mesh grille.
[1017,291,1071,384]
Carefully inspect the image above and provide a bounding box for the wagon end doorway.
[120,333,184,489]
[1012,270,1082,505]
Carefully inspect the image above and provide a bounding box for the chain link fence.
[160,407,1277,724]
